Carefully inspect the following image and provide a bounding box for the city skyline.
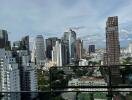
[0,0,132,48]
[1,1,132,99]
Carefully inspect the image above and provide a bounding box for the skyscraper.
[35,35,46,65]
[61,40,69,65]
[76,38,83,59]
[52,40,69,66]
[69,29,76,60]
[0,29,11,49]
[105,16,121,84]
[46,37,60,59]
[63,29,76,63]
[52,41,62,66]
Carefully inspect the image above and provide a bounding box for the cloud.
[127,38,132,41]
[0,0,132,48]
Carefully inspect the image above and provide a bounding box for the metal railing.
[0,65,132,100]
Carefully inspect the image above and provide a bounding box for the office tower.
[89,45,95,55]
[69,29,76,60]
[35,35,46,65]
[63,29,76,63]
[76,38,83,59]
[0,29,11,49]
[105,16,121,84]
[46,37,60,59]
[52,40,69,66]
[61,40,69,65]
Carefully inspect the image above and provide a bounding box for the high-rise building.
[69,29,76,60]
[0,34,38,99]
[0,49,21,100]
[105,16,121,84]
[63,29,76,63]
[15,50,38,100]
[21,36,30,52]
[61,40,69,65]
[76,38,83,59]
[52,40,69,66]
[89,45,95,55]
[35,35,46,65]
[12,36,30,52]
[0,29,11,49]
[46,37,60,59]
[12,36,38,99]
[52,41,62,66]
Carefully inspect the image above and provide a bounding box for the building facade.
[0,49,21,100]
[63,29,76,63]
[46,37,60,59]
[52,40,69,66]
[105,16,121,84]
[0,29,11,49]
[89,45,95,55]
[76,38,83,59]
[35,35,46,65]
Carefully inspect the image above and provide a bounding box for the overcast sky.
[0,0,132,48]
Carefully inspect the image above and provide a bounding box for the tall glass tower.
[63,29,76,63]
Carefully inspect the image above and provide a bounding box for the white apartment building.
[0,49,21,100]
[79,59,88,66]
[0,49,20,92]
[68,76,107,91]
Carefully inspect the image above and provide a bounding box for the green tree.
[123,57,132,64]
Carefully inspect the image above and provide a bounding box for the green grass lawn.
[78,92,107,100]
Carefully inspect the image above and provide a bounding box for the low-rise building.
[79,59,88,66]
[68,77,107,87]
